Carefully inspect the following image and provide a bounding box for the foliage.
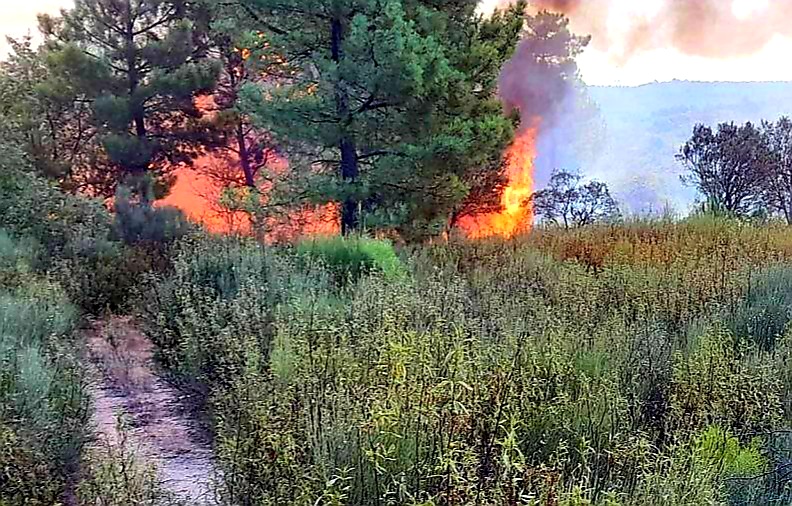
[295,235,406,283]
[39,0,220,198]
[113,182,192,246]
[136,218,792,505]
[759,116,792,223]
[725,264,792,350]
[239,0,523,237]
[201,0,276,193]
[694,425,766,479]
[0,158,159,313]
[138,234,279,389]
[0,36,102,193]
[533,169,620,229]
[0,241,88,505]
[0,230,42,285]
[678,122,768,216]
[0,151,111,260]
[0,423,65,506]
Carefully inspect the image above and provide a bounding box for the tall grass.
[140,221,792,505]
[0,231,89,505]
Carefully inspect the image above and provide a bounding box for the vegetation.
[532,169,620,229]
[39,0,220,200]
[237,0,525,236]
[678,122,767,216]
[4,1,792,505]
[131,218,792,505]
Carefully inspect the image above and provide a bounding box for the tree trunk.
[125,1,147,175]
[331,16,359,235]
[340,138,359,234]
[124,0,151,207]
[236,122,256,188]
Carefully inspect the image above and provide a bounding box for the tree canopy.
[678,122,768,216]
[532,169,619,228]
[38,0,220,199]
[237,0,525,237]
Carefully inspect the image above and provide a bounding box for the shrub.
[295,235,406,283]
[669,327,781,435]
[0,230,42,273]
[0,282,87,505]
[726,264,792,350]
[0,422,63,505]
[695,425,766,479]
[55,242,166,314]
[0,229,43,290]
[0,166,111,261]
[113,184,192,246]
[139,234,281,389]
[138,219,792,504]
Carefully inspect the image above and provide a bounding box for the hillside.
[583,80,792,214]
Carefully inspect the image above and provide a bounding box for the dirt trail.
[85,316,217,504]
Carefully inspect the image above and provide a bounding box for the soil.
[85,316,218,504]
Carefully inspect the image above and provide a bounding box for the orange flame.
[155,95,340,241]
[458,126,537,238]
[159,159,339,241]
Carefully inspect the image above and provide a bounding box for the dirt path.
[85,316,218,504]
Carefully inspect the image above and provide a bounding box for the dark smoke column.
[497,9,592,187]
[498,10,589,124]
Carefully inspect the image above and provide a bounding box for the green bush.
[0,230,42,273]
[55,242,167,314]
[295,235,406,283]
[726,265,792,350]
[113,184,192,247]
[0,282,87,506]
[0,423,63,505]
[0,166,111,261]
[139,234,280,389]
[138,220,792,504]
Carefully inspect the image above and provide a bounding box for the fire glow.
[459,126,537,238]
[160,161,339,240]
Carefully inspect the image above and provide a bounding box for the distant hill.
[580,80,792,214]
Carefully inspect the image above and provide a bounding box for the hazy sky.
[3,1,792,86]
[0,1,70,54]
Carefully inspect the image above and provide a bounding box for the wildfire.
[459,126,538,238]
[160,158,339,240]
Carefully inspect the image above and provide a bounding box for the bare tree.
[532,169,619,229]
[678,122,768,216]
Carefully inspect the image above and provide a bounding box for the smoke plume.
[493,8,593,189]
[493,0,792,62]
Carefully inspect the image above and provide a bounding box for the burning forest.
[7,1,792,504]
[156,2,591,241]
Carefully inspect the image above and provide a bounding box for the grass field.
[131,216,792,505]
[4,170,792,505]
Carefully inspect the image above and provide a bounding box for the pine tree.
[39,0,220,199]
[395,1,526,238]
[0,37,102,192]
[237,0,523,238]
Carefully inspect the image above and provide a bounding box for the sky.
[0,1,70,55]
[3,1,792,86]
